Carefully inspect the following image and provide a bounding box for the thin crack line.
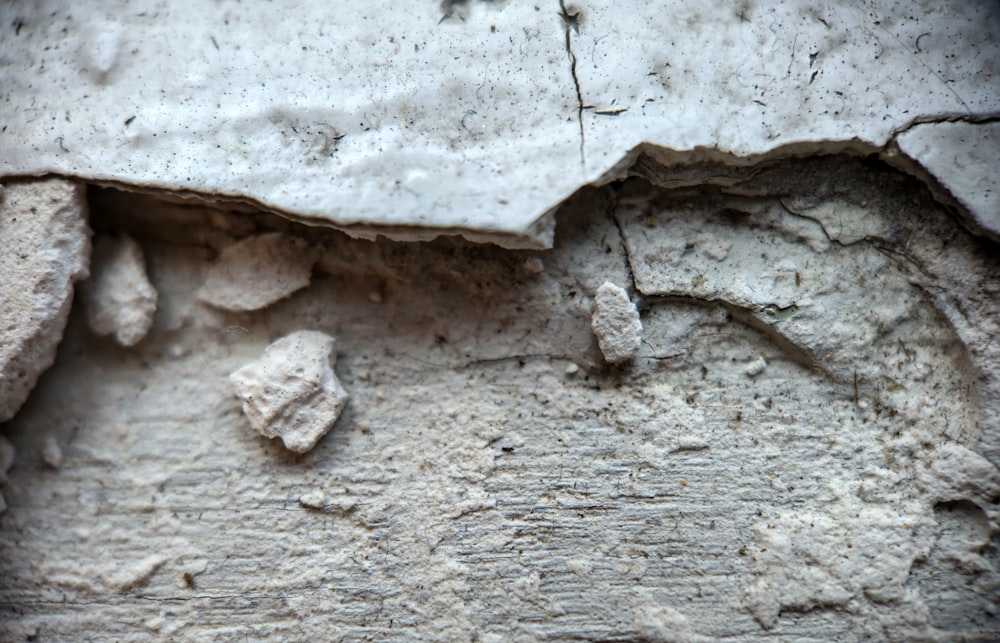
[607,186,638,296]
[559,0,586,171]
[888,111,1000,141]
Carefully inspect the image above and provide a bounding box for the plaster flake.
[81,233,157,347]
[895,120,1000,240]
[591,281,643,363]
[198,233,317,312]
[230,330,349,453]
[0,179,91,422]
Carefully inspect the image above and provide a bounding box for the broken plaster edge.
[6,123,996,250]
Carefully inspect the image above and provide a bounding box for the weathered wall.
[1,156,998,640]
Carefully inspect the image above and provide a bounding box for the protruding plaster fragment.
[895,120,1000,240]
[523,257,544,274]
[42,436,63,469]
[198,233,316,311]
[591,281,642,363]
[230,330,348,453]
[298,490,326,509]
[0,179,91,422]
[110,554,166,592]
[744,356,767,377]
[81,234,157,347]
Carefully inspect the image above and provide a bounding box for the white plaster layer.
[895,120,1000,239]
[0,2,997,246]
[198,233,316,312]
[0,179,90,422]
[80,233,157,347]
[229,330,348,453]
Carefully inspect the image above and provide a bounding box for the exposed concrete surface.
[0,179,90,423]
[230,330,349,454]
[0,156,997,640]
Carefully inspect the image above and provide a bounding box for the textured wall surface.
[1,156,997,640]
[1,2,999,640]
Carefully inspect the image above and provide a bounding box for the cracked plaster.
[0,0,998,246]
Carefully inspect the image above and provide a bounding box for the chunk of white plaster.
[0,179,90,422]
[895,120,1000,240]
[229,330,348,453]
[744,356,767,378]
[199,233,316,312]
[523,257,544,274]
[81,234,157,347]
[591,281,642,363]
[41,436,63,469]
[109,554,166,592]
[298,490,326,509]
[632,598,704,643]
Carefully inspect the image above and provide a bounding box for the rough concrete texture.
[0,179,90,423]
[80,233,157,347]
[0,1,997,246]
[1,156,998,640]
[230,330,349,454]
[198,233,317,312]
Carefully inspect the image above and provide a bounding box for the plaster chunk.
[298,490,326,509]
[110,554,166,592]
[229,330,348,453]
[198,233,316,311]
[895,121,1000,241]
[591,281,642,363]
[41,436,63,469]
[0,179,91,422]
[80,234,157,347]
[744,356,767,378]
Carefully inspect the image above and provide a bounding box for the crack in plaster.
[559,0,586,171]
